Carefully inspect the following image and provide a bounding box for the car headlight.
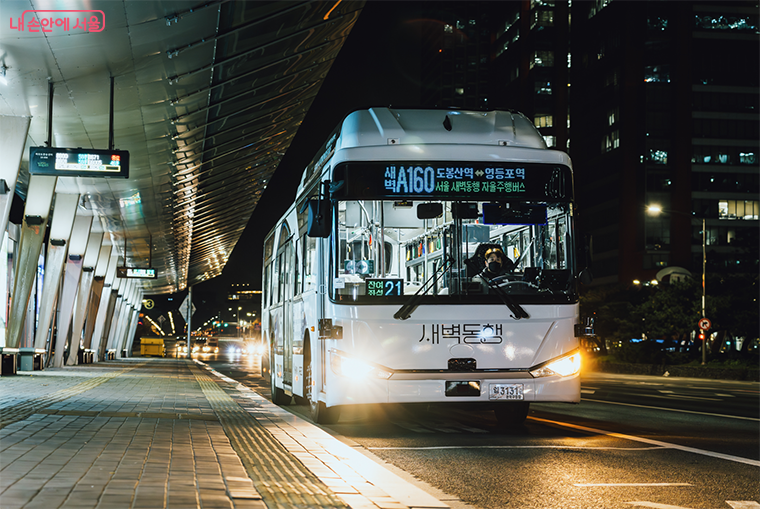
[330,351,392,380]
[530,350,581,378]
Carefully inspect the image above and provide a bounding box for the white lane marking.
[628,503,760,509]
[530,416,760,467]
[715,393,736,398]
[369,445,665,451]
[625,502,695,509]
[663,394,723,401]
[576,483,692,487]
[658,390,675,393]
[646,393,723,401]
[581,389,596,394]
[581,397,760,422]
[457,425,490,434]
[392,420,435,433]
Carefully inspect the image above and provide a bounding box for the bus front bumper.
[325,371,580,407]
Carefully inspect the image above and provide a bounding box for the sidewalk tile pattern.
[1,360,265,509]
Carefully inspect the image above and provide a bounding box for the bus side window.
[263,263,271,307]
[294,238,301,296]
[303,235,316,291]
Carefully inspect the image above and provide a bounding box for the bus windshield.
[332,198,576,305]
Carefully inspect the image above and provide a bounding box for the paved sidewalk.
[0,359,452,509]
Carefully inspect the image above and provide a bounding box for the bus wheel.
[310,398,341,425]
[494,402,529,428]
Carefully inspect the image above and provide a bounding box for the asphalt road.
[201,351,760,509]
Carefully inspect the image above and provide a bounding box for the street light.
[646,204,707,364]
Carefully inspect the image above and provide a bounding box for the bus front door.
[282,242,294,391]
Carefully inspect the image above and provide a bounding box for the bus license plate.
[489,384,524,400]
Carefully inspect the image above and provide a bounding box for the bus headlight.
[330,351,392,380]
[530,350,581,378]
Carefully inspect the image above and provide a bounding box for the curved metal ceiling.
[1,0,364,293]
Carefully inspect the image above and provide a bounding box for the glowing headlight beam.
[530,351,581,378]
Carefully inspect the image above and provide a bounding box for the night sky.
[191,1,430,316]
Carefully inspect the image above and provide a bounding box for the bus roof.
[338,108,547,150]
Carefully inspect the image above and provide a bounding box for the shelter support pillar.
[0,116,30,348]
[90,252,118,361]
[66,232,103,366]
[51,213,92,368]
[123,290,143,356]
[111,280,130,359]
[106,272,125,358]
[33,194,81,366]
[6,176,57,349]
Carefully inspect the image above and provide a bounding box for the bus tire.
[494,402,529,428]
[310,399,341,424]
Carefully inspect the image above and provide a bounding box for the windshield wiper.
[394,256,454,320]
[485,278,530,320]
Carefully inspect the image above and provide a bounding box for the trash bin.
[140,337,165,357]
[0,347,18,375]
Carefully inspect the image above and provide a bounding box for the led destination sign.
[117,267,156,279]
[332,162,570,201]
[30,147,129,178]
[366,278,404,297]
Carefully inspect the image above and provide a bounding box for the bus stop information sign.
[29,147,129,178]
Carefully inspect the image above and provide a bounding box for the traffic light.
[698,332,705,341]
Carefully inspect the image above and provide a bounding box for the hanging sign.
[30,146,129,178]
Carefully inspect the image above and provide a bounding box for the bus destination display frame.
[332,161,571,202]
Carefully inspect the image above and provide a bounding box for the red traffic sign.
[698,318,712,331]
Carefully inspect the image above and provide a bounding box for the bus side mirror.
[307,199,332,238]
[578,268,593,286]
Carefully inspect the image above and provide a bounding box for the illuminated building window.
[543,136,556,147]
[607,107,619,126]
[535,81,552,95]
[740,152,756,164]
[444,24,453,34]
[589,0,612,18]
[647,17,668,31]
[719,200,759,220]
[694,14,758,31]
[531,50,554,69]
[647,149,668,164]
[644,65,671,83]
[602,131,620,153]
[534,115,553,128]
[532,9,554,29]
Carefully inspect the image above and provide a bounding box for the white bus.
[261,108,592,426]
